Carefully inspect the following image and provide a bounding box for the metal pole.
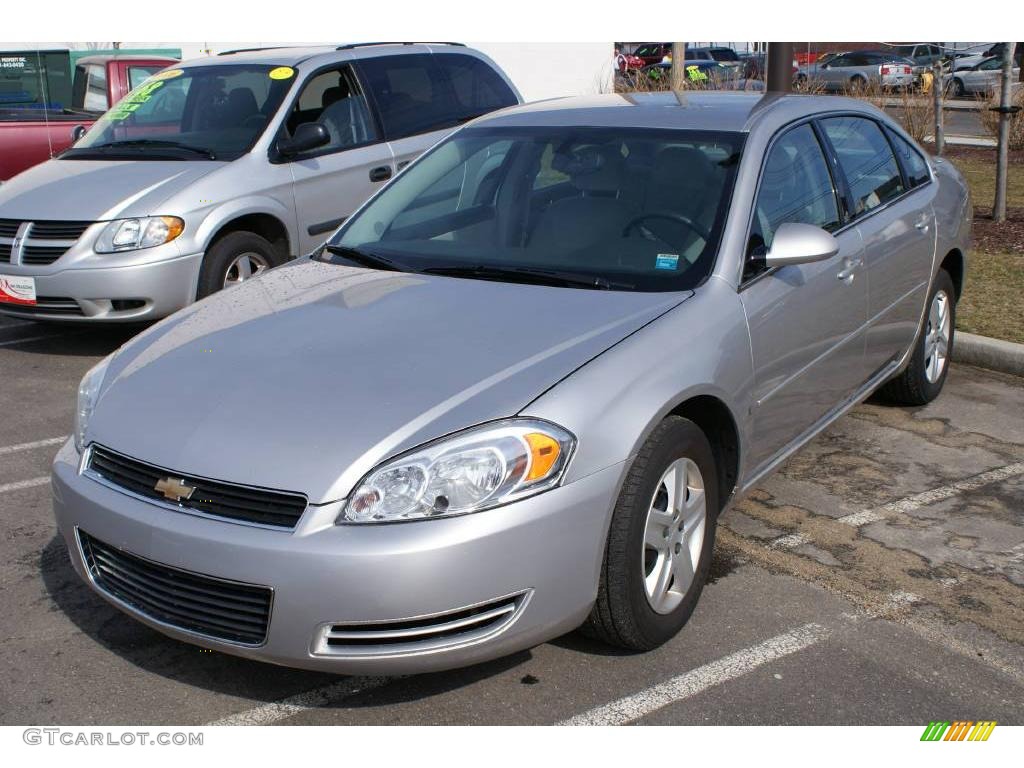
[993,43,1017,223]
[766,42,794,92]
[932,62,944,156]
[671,42,686,91]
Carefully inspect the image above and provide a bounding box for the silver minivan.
[0,43,520,321]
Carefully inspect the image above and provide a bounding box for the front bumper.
[52,440,624,674]
[0,250,202,322]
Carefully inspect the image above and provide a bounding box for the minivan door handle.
[915,219,931,233]
[369,166,393,182]
[836,257,863,283]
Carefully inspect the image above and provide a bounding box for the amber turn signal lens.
[524,432,561,481]
[160,216,185,242]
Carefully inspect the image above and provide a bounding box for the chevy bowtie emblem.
[154,476,196,503]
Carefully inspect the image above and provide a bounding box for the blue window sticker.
[655,253,680,270]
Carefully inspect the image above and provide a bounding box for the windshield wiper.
[322,244,411,273]
[86,139,217,160]
[423,264,632,291]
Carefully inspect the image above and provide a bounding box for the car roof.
[473,91,883,134]
[75,54,178,66]
[173,42,472,70]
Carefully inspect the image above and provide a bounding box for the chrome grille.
[78,530,273,646]
[314,593,528,657]
[87,445,308,529]
[0,219,93,265]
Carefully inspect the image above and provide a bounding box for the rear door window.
[821,116,905,216]
[433,53,517,120]
[887,129,930,188]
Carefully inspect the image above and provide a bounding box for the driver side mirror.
[70,124,88,143]
[277,123,330,157]
[765,222,839,268]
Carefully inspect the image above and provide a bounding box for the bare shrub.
[840,79,934,143]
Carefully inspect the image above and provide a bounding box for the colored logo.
[920,721,997,741]
[154,476,196,503]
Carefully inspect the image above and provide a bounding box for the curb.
[954,331,1024,377]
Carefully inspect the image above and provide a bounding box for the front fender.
[522,278,755,486]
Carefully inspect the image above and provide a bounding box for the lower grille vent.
[314,593,527,657]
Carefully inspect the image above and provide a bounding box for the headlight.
[75,355,112,451]
[340,419,575,524]
[95,217,184,253]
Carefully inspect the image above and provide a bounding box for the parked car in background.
[889,43,944,75]
[53,91,970,673]
[0,43,520,321]
[946,56,1022,97]
[686,46,741,66]
[0,54,178,180]
[630,60,761,91]
[801,50,915,92]
[615,49,645,72]
[632,43,672,67]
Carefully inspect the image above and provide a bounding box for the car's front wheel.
[880,269,956,405]
[197,231,283,300]
[583,416,718,651]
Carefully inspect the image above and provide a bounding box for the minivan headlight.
[339,419,575,524]
[95,217,184,253]
[74,355,112,452]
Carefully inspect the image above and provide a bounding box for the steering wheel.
[622,211,711,244]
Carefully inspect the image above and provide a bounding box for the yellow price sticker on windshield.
[150,68,184,81]
[269,66,295,80]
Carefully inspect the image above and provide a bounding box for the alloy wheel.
[642,457,707,615]
[223,252,270,288]
[924,289,951,384]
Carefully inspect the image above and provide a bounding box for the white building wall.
[0,41,615,102]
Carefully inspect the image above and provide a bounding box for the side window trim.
[269,61,385,164]
[810,118,855,225]
[883,124,933,190]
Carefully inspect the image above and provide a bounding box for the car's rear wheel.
[950,77,965,97]
[583,416,718,651]
[879,269,956,405]
[197,231,283,300]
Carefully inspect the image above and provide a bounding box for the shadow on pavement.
[0,324,143,357]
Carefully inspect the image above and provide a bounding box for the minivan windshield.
[325,126,743,292]
[64,64,295,161]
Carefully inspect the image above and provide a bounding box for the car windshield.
[64,64,295,161]
[324,126,743,292]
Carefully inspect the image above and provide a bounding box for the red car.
[0,53,177,181]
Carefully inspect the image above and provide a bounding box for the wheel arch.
[666,394,741,514]
[193,197,297,262]
[206,212,292,262]
[940,248,965,301]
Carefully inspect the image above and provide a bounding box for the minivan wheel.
[583,416,718,651]
[879,269,956,406]
[197,231,283,299]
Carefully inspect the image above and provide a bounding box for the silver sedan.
[53,92,971,674]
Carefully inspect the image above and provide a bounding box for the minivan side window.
[285,65,378,152]
[821,116,905,216]
[358,54,515,141]
[887,129,930,188]
[433,53,517,120]
[747,123,840,273]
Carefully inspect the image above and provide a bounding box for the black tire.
[583,416,719,651]
[951,78,965,97]
[879,269,956,406]
[197,231,283,300]
[849,75,868,93]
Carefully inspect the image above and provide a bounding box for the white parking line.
[0,436,67,455]
[559,622,831,726]
[838,462,1024,527]
[0,476,50,494]
[205,676,394,726]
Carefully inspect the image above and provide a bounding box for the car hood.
[0,158,220,220]
[89,260,689,504]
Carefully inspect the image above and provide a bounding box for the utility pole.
[993,42,1018,223]
[932,61,944,156]
[766,42,794,92]
[671,42,686,91]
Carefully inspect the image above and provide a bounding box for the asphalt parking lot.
[1,313,1023,726]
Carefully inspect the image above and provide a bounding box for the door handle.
[369,166,393,182]
[915,220,931,233]
[836,257,863,282]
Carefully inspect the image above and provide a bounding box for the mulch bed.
[972,207,1024,255]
